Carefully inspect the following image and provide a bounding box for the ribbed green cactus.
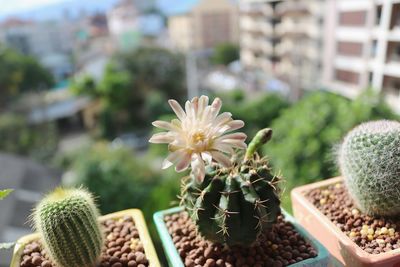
[181,129,281,246]
[33,188,104,267]
[338,120,400,216]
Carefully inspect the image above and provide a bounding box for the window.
[335,69,360,84]
[339,11,366,26]
[337,41,363,56]
[376,5,382,26]
[386,41,400,62]
[391,3,400,29]
[371,40,378,58]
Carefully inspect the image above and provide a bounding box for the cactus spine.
[338,120,400,216]
[181,128,281,246]
[33,188,104,267]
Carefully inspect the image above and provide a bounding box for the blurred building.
[239,0,324,98]
[107,0,141,51]
[0,18,75,81]
[323,0,400,112]
[73,13,114,75]
[167,0,240,51]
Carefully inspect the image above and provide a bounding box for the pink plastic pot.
[292,177,400,267]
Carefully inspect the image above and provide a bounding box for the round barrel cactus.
[33,188,104,267]
[181,129,281,245]
[338,120,400,216]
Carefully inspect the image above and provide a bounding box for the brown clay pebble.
[18,217,149,267]
[307,182,400,254]
[165,211,316,267]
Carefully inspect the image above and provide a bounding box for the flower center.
[192,131,206,143]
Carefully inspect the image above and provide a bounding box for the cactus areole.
[181,129,281,246]
[339,120,400,217]
[33,188,104,267]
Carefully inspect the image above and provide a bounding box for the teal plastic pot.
[154,206,330,267]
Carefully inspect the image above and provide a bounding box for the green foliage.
[72,47,185,138]
[219,91,290,137]
[63,142,159,214]
[33,188,103,267]
[117,47,185,101]
[181,130,280,245]
[70,75,97,97]
[211,43,240,65]
[263,90,399,211]
[0,45,54,104]
[0,189,13,200]
[0,114,59,161]
[339,120,400,216]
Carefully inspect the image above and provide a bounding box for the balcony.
[276,20,320,38]
[276,1,310,17]
[240,17,273,36]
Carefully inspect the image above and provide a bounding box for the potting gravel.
[19,216,149,267]
[164,212,317,267]
[307,182,400,254]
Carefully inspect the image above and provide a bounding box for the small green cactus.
[181,129,281,246]
[33,188,104,267]
[338,120,400,216]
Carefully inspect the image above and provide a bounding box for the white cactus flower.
[149,95,247,182]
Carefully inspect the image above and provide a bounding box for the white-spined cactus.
[33,188,104,267]
[338,120,400,216]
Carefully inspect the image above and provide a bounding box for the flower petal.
[168,99,186,121]
[226,120,245,132]
[198,95,209,116]
[162,150,185,169]
[212,142,235,154]
[221,139,247,149]
[152,120,178,131]
[191,154,205,183]
[175,152,191,172]
[149,133,174,143]
[217,132,247,141]
[211,151,231,167]
[213,112,233,127]
[210,98,222,119]
[201,152,212,164]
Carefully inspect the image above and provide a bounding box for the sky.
[0,0,67,17]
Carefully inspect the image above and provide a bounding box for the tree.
[218,90,290,137]
[0,45,54,105]
[116,47,186,101]
[211,43,240,65]
[72,47,186,138]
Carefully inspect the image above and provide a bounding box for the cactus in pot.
[150,96,281,245]
[181,129,280,245]
[338,120,400,216]
[32,187,104,267]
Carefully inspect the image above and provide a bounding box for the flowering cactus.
[151,96,281,245]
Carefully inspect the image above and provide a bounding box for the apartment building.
[240,1,279,73]
[167,0,239,51]
[239,0,324,96]
[323,0,400,112]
